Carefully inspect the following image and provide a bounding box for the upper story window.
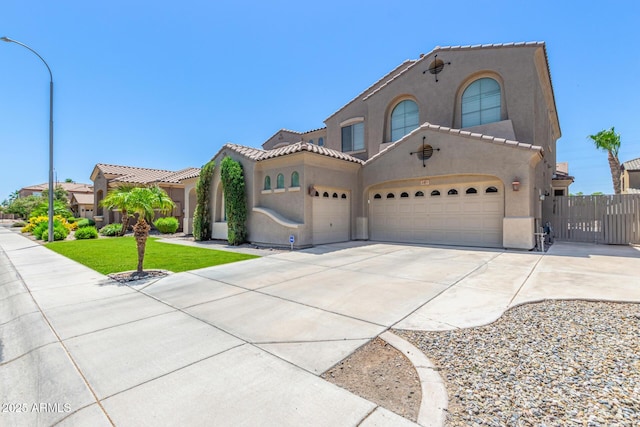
[264,176,271,190]
[462,78,501,128]
[391,100,419,141]
[276,173,284,189]
[341,122,364,152]
[318,137,324,146]
[291,171,299,187]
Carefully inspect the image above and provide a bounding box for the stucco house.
[19,181,94,218]
[90,164,200,231]
[621,158,640,194]
[206,42,570,250]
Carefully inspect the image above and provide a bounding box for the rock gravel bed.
[396,300,640,427]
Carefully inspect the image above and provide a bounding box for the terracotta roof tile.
[96,163,199,184]
[622,158,640,171]
[222,142,364,164]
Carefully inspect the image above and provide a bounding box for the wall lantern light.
[512,178,521,191]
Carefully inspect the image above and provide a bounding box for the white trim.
[261,189,273,194]
[287,187,301,192]
[273,188,286,193]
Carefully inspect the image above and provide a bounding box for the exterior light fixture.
[512,178,521,191]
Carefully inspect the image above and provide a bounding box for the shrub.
[193,160,215,241]
[220,157,247,245]
[12,221,26,228]
[76,218,96,228]
[22,215,48,233]
[154,216,180,234]
[41,223,69,241]
[99,223,123,237]
[75,226,98,239]
[30,200,73,219]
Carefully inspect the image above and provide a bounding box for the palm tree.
[100,185,135,236]
[588,127,622,194]
[126,186,175,274]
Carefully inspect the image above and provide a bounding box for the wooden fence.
[550,195,640,245]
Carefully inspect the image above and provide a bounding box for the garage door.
[370,182,503,247]
[312,190,350,245]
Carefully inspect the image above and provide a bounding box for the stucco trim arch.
[453,71,508,130]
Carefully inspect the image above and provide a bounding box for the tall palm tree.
[588,127,622,194]
[126,186,175,274]
[100,185,135,236]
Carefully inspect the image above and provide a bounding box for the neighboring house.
[552,162,574,196]
[621,158,640,194]
[90,164,200,231]
[206,42,569,250]
[18,182,94,217]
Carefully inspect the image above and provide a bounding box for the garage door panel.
[313,195,350,245]
[370,181,504,248]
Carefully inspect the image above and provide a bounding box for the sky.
[1,1,639,202]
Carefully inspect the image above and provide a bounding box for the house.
[90,164,200,231]
[621,158,640,194]
[206,42,569,250]
[551,162,574,196]
[18,181,94,218]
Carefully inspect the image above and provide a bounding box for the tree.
[100,185,136,236]
[193,160,214,241]
[588,127,622,194]
[42,184,69,204]
[220,157,247,245]
[125,186,175,274]
[4,195,42,218]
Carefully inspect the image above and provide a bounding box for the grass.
[46,237,259,274]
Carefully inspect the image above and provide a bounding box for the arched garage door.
[312,190,350,245]
[369,181,504,247]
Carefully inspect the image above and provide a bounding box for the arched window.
[431,190,441,196]
[264,176,271,190]
[374,193,382,199]
[448,189,458,195]
[341,193,347,199]
[332,192,338,198]
[291,171,299,187]
[462,78,501,127]
[391,100,419,141]
[318,137,324,146]
[323,192,329,197]
[466,187,478,194]
[309,139,314,145]
[387,193,395,199]
[415,191,424,197]
[276,173,284,189]
[486,186,499,193]
[400,192,409,198]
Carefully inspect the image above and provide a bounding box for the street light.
[2,36,54,242]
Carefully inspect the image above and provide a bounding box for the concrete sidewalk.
[1,226,639,426]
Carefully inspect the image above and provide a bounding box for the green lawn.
[46,237,258,274]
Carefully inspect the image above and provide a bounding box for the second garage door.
[312,190,350,245]
[370,182,504,247]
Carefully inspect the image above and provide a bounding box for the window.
[415,191,424,197]
[448,189,458,195]
[309,139,314,145]
[486,186,498,193]
[554,189,565,196]
[276,173,284,189]
[291,171,299,187]
[466,187,478,194]
[374,193,382,199]
[341,193,347,199]
[400,192,409,198]
[318,137,324,146]
[332,192,338,198]
[323,192,329,197]
[462,78,501,127]
[431,190,440,196]
[391,100,419,141]
[264,176,271,190]
[341,122,364,152]
[386,193,395,199]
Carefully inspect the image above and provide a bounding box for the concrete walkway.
[1,226,639,426]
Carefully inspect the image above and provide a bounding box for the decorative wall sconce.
[512,178,521,191]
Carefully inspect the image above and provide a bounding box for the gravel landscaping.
[396,300,640,426]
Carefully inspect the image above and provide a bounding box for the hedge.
[220,157,247,245]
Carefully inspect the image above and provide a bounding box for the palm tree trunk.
[133,218,150,273]
[608,151,622,194]
[119,211,129,237]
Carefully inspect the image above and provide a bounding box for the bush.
[220,157,247,245]
[13,221,26,228]
[193,160,215,241]
[99,223,123,237]
[75,226,98,239]
[41,223,69,241]
[154,217,179,234]
[76,218,96,228]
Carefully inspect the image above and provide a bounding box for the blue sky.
[1,1,639,202]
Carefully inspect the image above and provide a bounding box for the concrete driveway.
[1,226,639,426]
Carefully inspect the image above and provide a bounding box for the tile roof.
[222,142,365,164]
[365,122,543,165]
[96,164,200,184]
[70,193,94,205]
[21,182,93,193]
[622,158,640,171]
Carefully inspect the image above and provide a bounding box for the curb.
[380,331,447,427]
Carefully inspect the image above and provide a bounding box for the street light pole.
[2,36,55,242]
